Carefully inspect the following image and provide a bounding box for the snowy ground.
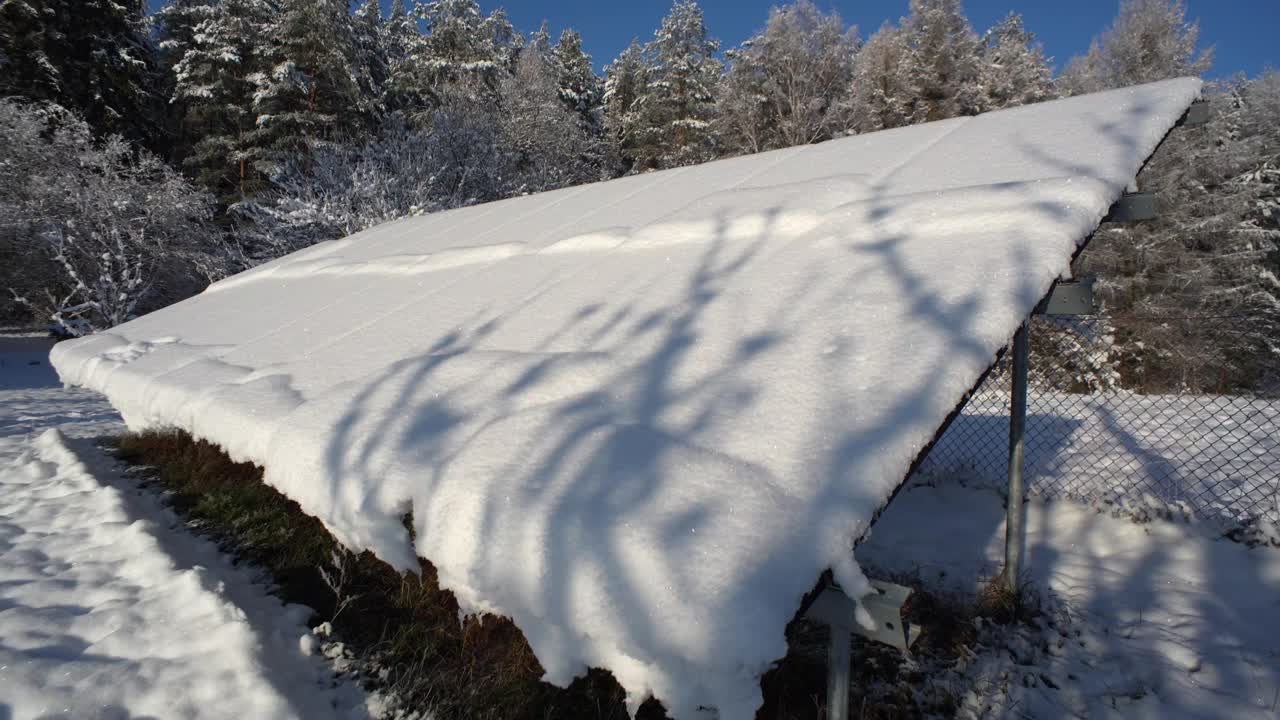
[5,338,1277,719]
[49,79,1206,716]
[0,338,371,720]
[918,389,1280,535]
[859,481,1280,719]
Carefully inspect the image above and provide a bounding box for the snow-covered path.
[0,341,369,720]
[860,482,1280,719]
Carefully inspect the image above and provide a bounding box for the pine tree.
[398,0,521,115]
[550,29,604,136]
[898,0,985,123]
[603,39,649,174]
[253,0,367,173]
[981,12,1055,110]
[0,0,161,147]
[527,21,553,61]
[0,1,59,109]
[718,0,858,154]
[155,0,216,74]
[171,0,273,200]
[382,0,422,113]
[1059,0,1212,95]
[155,0,217,165]
[637,0,723,170]
[352,0,389,120]
[847,23,913,133]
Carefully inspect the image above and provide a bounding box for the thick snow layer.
[858,482,1280,718]
[51,79,1202,716]
[0,352,370,720]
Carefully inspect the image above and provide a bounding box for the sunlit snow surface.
[52,79,1201,717]
[0,343,370,720]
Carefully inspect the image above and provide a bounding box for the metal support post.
[826,621,851,720]
[803,580,918,720]
[1004,320,1029,595]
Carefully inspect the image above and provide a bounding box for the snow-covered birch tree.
[0,100,225,332]
[718,0,859,155]
[498,42,601,194]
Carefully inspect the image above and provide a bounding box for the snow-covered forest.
[1,0,1276,392]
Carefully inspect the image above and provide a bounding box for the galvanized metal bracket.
[803,579,920,720]
[1176,100,1210,127]
[1103,192,1158,223]
[804,580,921,651]
[1034,277,1095,316]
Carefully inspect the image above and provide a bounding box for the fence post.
[825,620,851,720]
[1004,319,1029,595]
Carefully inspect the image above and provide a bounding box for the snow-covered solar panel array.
[52,78,1201,717]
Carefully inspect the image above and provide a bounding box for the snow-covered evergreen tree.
[352,0,390,120]
[0,0,161,146]
[382,0,421,113]
[155,0,216,164]
[397,0,520,115]
[252,0,366,173]
[847,23,913,133]
[551,29,605,136]
[1059,0,1212,95]
[981,12,1055,110]
[898,0,985,123]
[171,0,273,200]
[718,0,858,154]
[635,0,723,170]
[155,0,215,73]
[603,40,649,174]
[527,21,553,61]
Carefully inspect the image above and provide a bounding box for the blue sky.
[145,0,1276,78]
[395,0,1277,78]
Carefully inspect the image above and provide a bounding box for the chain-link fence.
[916,311,1280,542]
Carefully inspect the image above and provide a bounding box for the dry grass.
[114,430,1038,719]
[114,430,639,720]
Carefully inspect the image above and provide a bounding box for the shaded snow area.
[859,482,1280,719]
[0,346,370,720]
[51,79,1202,716]
[920,391,1280,538]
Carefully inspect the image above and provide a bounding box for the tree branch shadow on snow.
[301,94,1280,717]
[311,159,1063,714]
[860,99,1280,715]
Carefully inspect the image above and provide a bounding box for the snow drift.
[51,79,1201,717]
